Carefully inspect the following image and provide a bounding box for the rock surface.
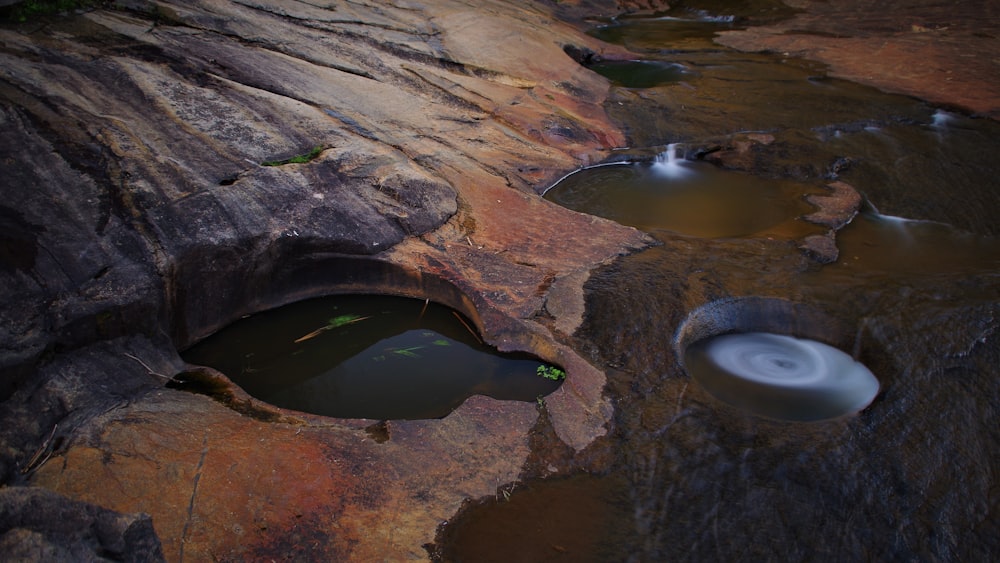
[0,485,163,561]
[716,0,1000,119]
[1,0,999,561]
[0,1,650,560]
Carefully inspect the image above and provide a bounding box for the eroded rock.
[0,486,164,562]
[0,1,649,560]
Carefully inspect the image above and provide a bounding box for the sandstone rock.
[0,1,649,559]
[0,486,164,562]
[715,0,1000,119]
[803,180,863,230]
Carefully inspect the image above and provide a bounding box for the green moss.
[261,145,324,167]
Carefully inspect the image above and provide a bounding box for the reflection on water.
[587,60,689,88]
[544,154,822,239]
[588,12,738,52]
[818,111,1000,235]
[181,295,560,420]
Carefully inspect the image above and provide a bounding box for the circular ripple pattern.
[684,332,880,421]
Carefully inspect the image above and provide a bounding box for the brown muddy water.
[438,8,1000,562]
[543,149,825,239]
[179,295,562,420]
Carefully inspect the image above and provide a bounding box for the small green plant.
[261,145,324,167]
[390,346,423,359]
[536,364,566,381]
[326,314,363,329]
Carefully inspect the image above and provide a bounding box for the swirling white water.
[684,332,880,421]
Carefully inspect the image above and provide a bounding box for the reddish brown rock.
[803,181,863,230]
[30,387,540,562]
[716,0,1000,119]
[6,1,997,560]
[0,1,650,560]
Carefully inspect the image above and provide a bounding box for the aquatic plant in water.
[537,364,566,381]
[294,314,368,343]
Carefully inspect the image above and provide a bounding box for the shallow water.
[435,473,633,563]
[587,59,689,88]
[181,295,561,420]
[442,7,1000,561]
[821,212,1000,277]
[544,156,823,239]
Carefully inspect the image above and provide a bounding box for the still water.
[181,295,561,420]
[441,6,1000,561]
[544,151,823,239]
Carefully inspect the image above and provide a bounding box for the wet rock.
[715,0,1000,119]
[0,486,164,562]
[28,388,539,561]
[799,231,839,264]
[802,180,863,230]
[0,0,649,559]
[700,132,776,170]
[6,0,995,560]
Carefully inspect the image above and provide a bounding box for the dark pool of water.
[588,12,739,52]
[544,153,823,239]
[587,59,689,88]
[181,295,561,420]
[435,473,634,563]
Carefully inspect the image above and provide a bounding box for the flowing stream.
[440,8,1000,561]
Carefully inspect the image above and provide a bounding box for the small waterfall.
[651,143,690,178]
[931,109,952,129]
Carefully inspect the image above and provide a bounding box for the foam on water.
[931,109,953,128]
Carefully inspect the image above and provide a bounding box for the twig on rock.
[124,353,172,380]
[20,424,58,475]
[452,312,482,344]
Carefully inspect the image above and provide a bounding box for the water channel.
[438,8,1000,561]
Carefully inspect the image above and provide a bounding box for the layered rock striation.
[0,1,651,559]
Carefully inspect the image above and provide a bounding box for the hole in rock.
[684,332,880,422]
[676,298,880,422]
[544,146,823,239]
[180,294,563,420]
